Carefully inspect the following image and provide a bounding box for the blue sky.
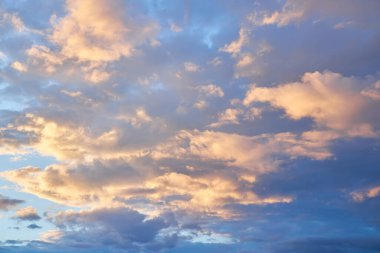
[0,0,380,252]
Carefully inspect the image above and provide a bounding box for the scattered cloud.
[27,224,42,229]
[0,1,379,252]
[13,206,41,221]
[184,62,201,72]
[0,195,24,211]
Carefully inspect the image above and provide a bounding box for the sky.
[0,0,380,252]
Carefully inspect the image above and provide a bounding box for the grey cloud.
[0,195,23,210]
[50,207,177,251]
[27,224,42,229]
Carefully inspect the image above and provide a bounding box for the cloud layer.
[0,0,379,252]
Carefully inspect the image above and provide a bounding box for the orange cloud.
[244,71,379,136]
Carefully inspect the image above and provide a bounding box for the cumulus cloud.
[209,108,243,127]
[50,0,158,62]
[244,71,380,135]
[0,1,379,252]
[1,127,337,216]
[21,0,159,83]
[153,130,334,171]
[46,207,176,250]
[0,112,166,160]
[13,206,41,221]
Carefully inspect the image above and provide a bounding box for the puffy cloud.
[49,0,158,63]
[0,1,380,252]
[21,0,159,83]
[244,71,380,135]
[0,156,291,218]
[144,172,292,218]
[0,112,166,160]
[153,130,334,172]
[209,108,243,127]
[0,195,24,210]
[3,128,334,216]
[46,207,176,250]
[0,160,144,206]
[13,206,41,221]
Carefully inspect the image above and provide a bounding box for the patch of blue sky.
[0,82,30,111]
[202,25,220,48]
[0,152,56,172]
[0,153,74,243]
[0,51,10,69]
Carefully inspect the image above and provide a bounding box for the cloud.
[2,128,336,216]
[252,0,380,28]
[26,45,64,73]
[21,0,159,83]
[198,84,224,98]
[46,207,176,251]
[209,108,243,127]
[11,61,27,72]
[0,112,166,160]
[27,224,42,229]
[0,195,24,211]
[220,28,250,56]
[184,62,201,72]
[219,27,272,78]
[49,0,158,63]
[153,130,334,171]
[244,71,380,135]
[352,185,380,202]
[0,154,292,217]
[0,12,25,32]
[13,206,41,221]
[0,1,380,252]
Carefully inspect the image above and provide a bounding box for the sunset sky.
[0,0,380,252]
